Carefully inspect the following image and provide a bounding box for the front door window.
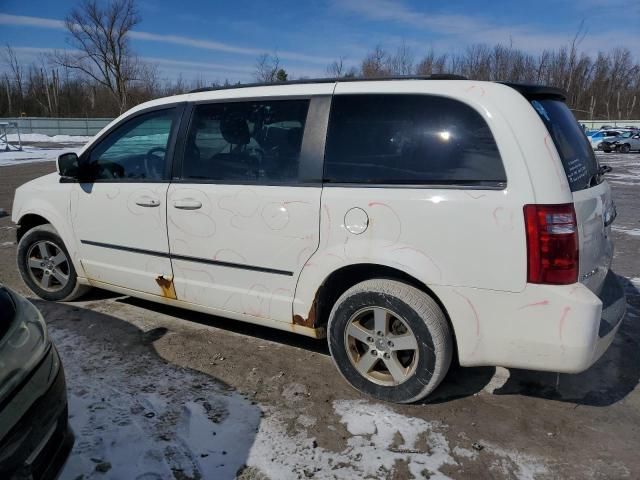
[87,108,177,181]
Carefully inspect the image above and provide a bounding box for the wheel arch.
[16,213,53,242]
[295,263,457,352]
[15,210,85,278]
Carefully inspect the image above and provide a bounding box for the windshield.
[531,99,599,192]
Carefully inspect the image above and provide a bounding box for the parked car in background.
[600,131,638,152]
[588,130,624,150]
[0,284,73,479]
[607,132,640,153]
[11,78,625,403]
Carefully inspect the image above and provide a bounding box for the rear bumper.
[436,271,626,372]
[0,346,74,480]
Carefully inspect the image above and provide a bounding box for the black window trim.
[78,102,187,184]
[321,92,508,190]
[172,95,330,187]
[322,181,507,190]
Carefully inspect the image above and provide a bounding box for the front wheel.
[328,279,453,403]
[619,144,631,154]
[17,224,90,301]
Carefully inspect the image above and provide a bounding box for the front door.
[167,97,328,322]
[71,106,181,296]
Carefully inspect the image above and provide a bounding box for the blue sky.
[1,0,639,83]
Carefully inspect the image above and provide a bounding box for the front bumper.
[0,346,74,480]
[435,270,627,372]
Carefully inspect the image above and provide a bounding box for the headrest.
[220,112,250,145]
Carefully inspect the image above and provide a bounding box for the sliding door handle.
[173,199,202,210]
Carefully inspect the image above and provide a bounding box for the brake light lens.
[524,204,579,285]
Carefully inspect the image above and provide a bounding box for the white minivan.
[12,78,626,403]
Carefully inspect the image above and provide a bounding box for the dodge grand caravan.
[12,78,626,403]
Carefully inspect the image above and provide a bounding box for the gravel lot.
[0,152,639,479]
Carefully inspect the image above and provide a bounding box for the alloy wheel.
[26,240,71,292]
[344,306,420,386]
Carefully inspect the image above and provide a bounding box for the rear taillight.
[524,204,579,285]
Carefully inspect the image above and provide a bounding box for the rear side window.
[181,100,309,183]
[531,99,599,192]
[324,94,506,186]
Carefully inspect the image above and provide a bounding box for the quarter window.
[88,108,176,181]
[181,100,309,183]
[324,94,506,186]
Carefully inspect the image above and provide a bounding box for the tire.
[327,279,453,403]
[619,144,631,154]
[17,224,90,301]
[603,148,612,153]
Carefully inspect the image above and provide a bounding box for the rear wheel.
[328,279,452,403]
[619,144,631,153]
[17,224,90,301]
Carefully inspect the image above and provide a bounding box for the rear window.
[531,99,599,192]
[324,94,506,186]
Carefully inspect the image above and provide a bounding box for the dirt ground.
[0,154,639,479]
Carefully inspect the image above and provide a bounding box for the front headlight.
[0,287,50,403]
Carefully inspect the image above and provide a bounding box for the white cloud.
[0,13,65,30]
[332,0,640,57]
[0,13,331,65]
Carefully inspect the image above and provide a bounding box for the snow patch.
[483,366,511,394]
[612,226,640,237]
[246,399,455,479]
[485,443,549,480]
[246,399,549,479]
[0,146,77,166]
[6,133,94,143]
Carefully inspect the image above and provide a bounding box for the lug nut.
[376,331,383,337]
[384,353,390,359]
[367,336,374,343]
[387,341,394,348]
[370,349,377,356]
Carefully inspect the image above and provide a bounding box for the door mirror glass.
[57,152,79,178]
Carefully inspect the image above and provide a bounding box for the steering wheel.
[144,147,166,179]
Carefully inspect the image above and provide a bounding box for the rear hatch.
[530,98,615,295]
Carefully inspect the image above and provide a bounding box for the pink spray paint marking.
[465,191,487,200]
[558,306,571,346]
[367,201,402,247]
[517,299,550,310]
[466,85,486,97]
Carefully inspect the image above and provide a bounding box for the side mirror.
[57,152,79,180]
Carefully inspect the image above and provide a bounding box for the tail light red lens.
[523,204,579,285]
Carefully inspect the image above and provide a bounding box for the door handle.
[173,199,202,210]
[135,196,161,207]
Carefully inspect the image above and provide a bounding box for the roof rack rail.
[188,74,468,94]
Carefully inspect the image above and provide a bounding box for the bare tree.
[2,45,24,114]
[254,53,282,83]
[416,49,448,76]
[53,0,140,113]
[361,45,391,77]
[389,41,414,75]
[327,56,346,77]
